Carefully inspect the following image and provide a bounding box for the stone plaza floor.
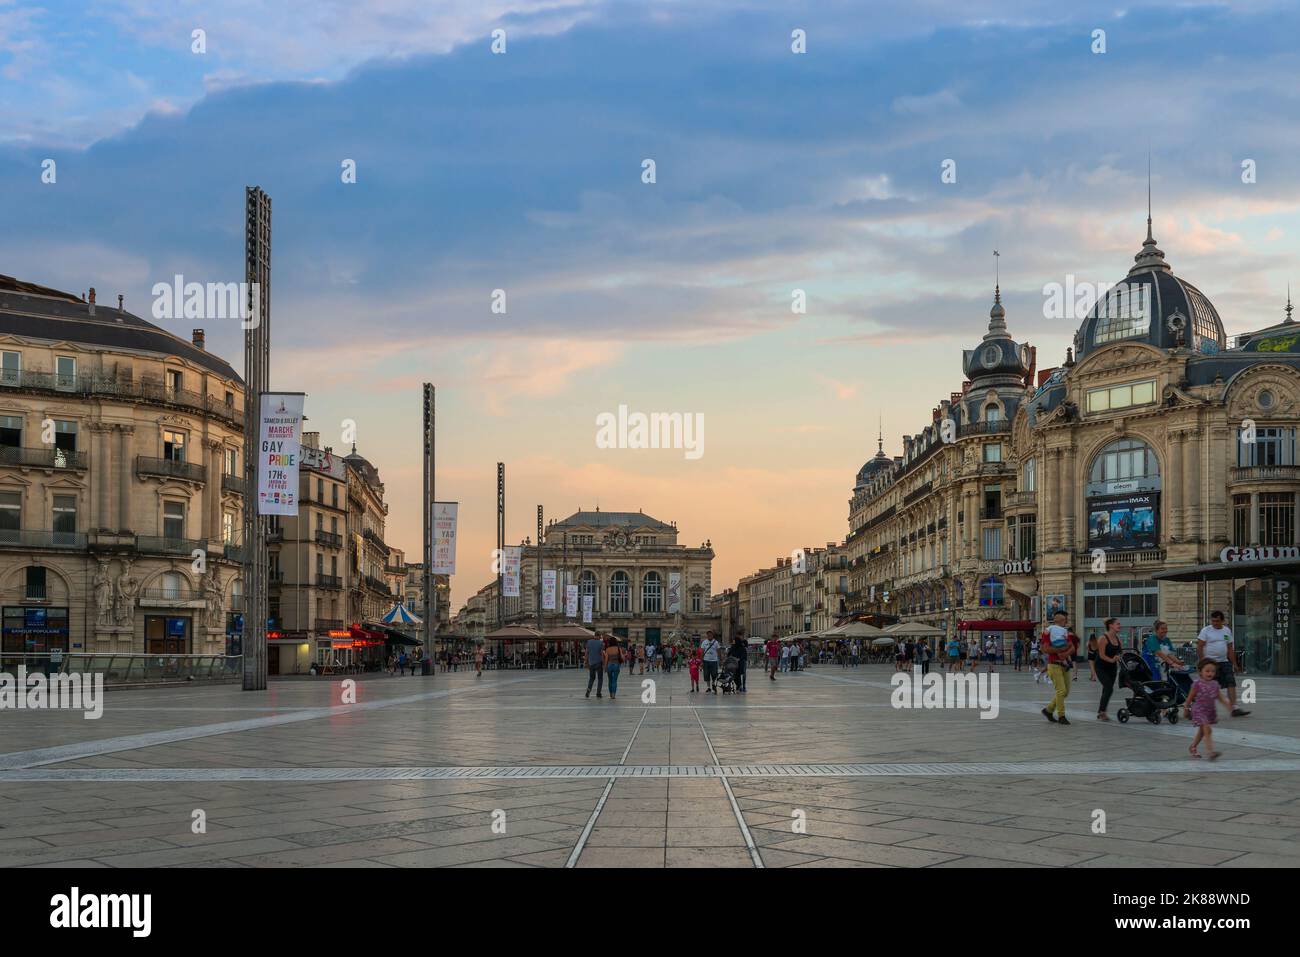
[1,663,1299,868]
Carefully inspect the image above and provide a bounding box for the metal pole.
[422,384,434,675]
[536,505,543,631]
[242,186,271,691]
[497,462,504,662]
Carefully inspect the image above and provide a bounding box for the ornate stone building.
[839,215,1300,674]
[483,508,715,647]
[0,276,245,660]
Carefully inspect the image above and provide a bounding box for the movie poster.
[1087,491,1159,551]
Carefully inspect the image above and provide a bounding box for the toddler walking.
[1184,658,1231,760]
[688,652,701,693]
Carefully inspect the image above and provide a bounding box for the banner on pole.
[432,502,459,575]
[502,546,522,598]
[257,393,304,515]
[565,584,578,618]
[667,572,682,614]
[581,594,593,624]
[542,570,557,610]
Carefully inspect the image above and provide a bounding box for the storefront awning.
[1152,558,1300,583]
[957,619,1035,633]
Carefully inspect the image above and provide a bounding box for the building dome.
[962,286,1032,383]
[1074,217,1226,360]
[855,435,893,489]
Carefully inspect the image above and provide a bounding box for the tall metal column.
[497,462,505,661]
[536,505,544,630]
[422,384,435,675]
[242,186,271,691]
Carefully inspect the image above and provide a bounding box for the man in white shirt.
[1197,610,1250,717]
[700,631,722,693]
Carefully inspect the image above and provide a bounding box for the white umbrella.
[884,621,946,637]
[381,603,422,626]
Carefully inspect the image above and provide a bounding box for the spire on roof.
[985,251,1008,338]
[1286,284,1295,325]
[1130,164,1171,275]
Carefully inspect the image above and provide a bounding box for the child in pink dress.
[688,653,701,693]
[1184,658,1231,760]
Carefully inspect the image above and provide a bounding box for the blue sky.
[3,1,1299,604]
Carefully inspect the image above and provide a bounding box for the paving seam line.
[692,707,764,869]
[565,708,648,868]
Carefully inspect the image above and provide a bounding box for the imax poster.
[1087,491,1160,551]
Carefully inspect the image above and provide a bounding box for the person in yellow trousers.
[1039,610,1078,726]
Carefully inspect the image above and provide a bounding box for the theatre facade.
[847,218,1300,674]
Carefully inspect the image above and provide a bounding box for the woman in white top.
[1196,610,1250,717]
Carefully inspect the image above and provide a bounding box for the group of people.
[1036,609,1250,754]
[583,629,768,699]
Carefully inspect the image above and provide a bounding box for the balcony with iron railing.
[316,574,343,589]
[903,481,933,507]
[0,528,87,549]
[137,456,206,483]
[1004,490,1038,509]
[315,530,343,548]
[0,369,243,429]
[221,473,246,496]
[315,618,346,632]
[0,445,88,470]
[1228,465,1300,485]
[958,420,1012,437]
[136,535,205,556]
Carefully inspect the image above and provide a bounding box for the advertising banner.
[565,584,578,618]
[667,572,682,614]
[542,569,557,610]
[502,545,522,598]
[432,502,459,575]
[581,594,593,624]
[257,393,304,515]
[1087,491,1160,551]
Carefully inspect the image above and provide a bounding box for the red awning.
[957,620,1036,633]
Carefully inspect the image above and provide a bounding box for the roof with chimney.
[0,275,242,382]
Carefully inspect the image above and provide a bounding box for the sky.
[4,0,1300,609]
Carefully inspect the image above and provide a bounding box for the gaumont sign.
[1002,558,1033,575]
[1220,546,1300,564]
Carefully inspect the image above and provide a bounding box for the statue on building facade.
[93,560,113,627]
[113,559,140,627]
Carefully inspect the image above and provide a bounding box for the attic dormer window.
[1092,282,1151,345]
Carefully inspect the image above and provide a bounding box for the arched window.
[579,570,597,612]
[985,404,1002,423]
[1022,457,1036,492]
[1089,438,1160,485]
[642,571,662,613]
[161,571,184,599]
[955,578,965,606]
[609,571,629,613]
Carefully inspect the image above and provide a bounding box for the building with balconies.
[0,276,245,660]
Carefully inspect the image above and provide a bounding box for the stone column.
[1183,429,1199,543]
[91,425,111,530]
[1166,430,1182,542]
[117,426,134,531]
[208,440,223,544]
[1062,445,1076,550]
[1053,448,1065,554]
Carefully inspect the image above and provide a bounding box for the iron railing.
[0,369,243,429]
[137,456,207,483]
[0,528,87,549]
[0,653,242,683]
[0,445,88,469]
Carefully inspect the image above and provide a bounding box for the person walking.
[945,635,961,673]
[1196,611,1250,717]
[700,631,723,693]
[766,635,780,680]
[965,635,980,673]
[1095,617,1123,721]
[918,638,931,676]
[475,644,484,678]
[1012,635,1023,672]
[780,641,791,673]
[1040,611,1077,725]
[585,633,605,699]
[688,650,701,692]
[729,631,749,693]
[1184,658,1230,760]
[983,635,998,674]
[604,635,624,701]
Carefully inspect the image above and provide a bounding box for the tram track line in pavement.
[565,708,649,868]
[692,707,764,868]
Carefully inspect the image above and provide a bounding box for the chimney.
[88,287,96,315]
[1037,367,1056,388]
[192,329,205,350]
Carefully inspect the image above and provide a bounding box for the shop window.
[979,577,1004,607]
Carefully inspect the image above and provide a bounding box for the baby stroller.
[719,656,741,694]
[1116,651,1182,725]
